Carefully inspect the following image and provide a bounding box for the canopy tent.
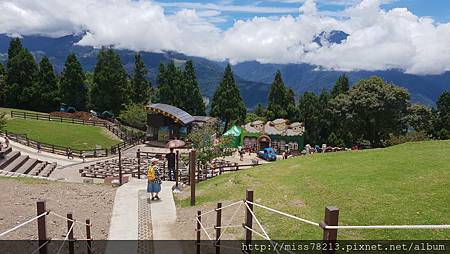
[223,125,242,148]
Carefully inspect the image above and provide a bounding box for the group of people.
[146,148,177,201]
[303,144,348,154]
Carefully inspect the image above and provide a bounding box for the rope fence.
[195,189,450,254]
[246,200,320,227]
[0,200,94,254]
[324,224,450,230]
[0,212,48,237]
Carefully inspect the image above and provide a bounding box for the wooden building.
[145,103,214,143]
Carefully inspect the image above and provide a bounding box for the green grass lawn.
[0,107,45,120]
[178,140,450,240]
[4,118,121,150]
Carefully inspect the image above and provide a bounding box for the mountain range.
[1,34,449,108]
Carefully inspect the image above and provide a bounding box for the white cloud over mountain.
[1,0,450,75]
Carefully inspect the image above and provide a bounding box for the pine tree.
[167,61,183,108]
[155,61,183,108]
[30,56,60,112]
[267,70,287,120]
[7,38,23,64]
[318,89,332,144]
[435,91,450,139]
[154,63,167,103]
[6,48,38,109]
[131,53,150,104]
[91,48,128,114]
[331,74,349,97]
[0,63,6,106]
[254,103,266,117]
[298,92,321,144]
[210,64,246,132]
[60,53,87,111]
[182,60,205,115]
[286,88,300,122]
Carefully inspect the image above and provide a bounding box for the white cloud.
[156,1,299,14]
[0,0,450,74]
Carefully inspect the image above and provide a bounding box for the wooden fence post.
[196,211,201,254]
[36,200,48,254]
[119,148,123,185]
[244,189,254,254]
[189,150,196,206]
[67,213,75,254]
[162,160,166,181]
[86,219,92,254]
[215,202,222,254]
[321,206,339,254]
[175,150,179,188]
[137,148,141,179]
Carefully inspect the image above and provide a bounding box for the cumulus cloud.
[1,0,450,74]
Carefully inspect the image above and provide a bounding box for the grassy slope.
[178,140,450,240]
[0,107,45,119]
[4,118,121,150]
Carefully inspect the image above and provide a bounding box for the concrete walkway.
[107,179,181,254]
[151,181,183,254]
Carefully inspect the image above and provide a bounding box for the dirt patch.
[49,111,108,123]
[174,199,246,240]
[0,178,116,240]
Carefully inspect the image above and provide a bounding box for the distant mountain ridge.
[1,34,449,108]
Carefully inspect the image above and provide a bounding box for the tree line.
[1,38,449,147]
[250,72,450,147]
[1,38,150,114]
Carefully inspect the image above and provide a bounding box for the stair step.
[39,163,56,177]
[16,159,39,174]
[0,147,12,157]
[28,162,47,176]
[0,151,21,169]
[3,155,29,172]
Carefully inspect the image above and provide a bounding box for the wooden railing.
[8,111,146,157]
[11,111,106,126]
[10,111,145,141]
[0,130,109,158]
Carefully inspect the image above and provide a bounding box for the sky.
[1,0,450,75]
[156,0,450,29]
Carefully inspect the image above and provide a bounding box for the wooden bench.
[0,151,21,168]
[0,147,12,158]
[40,163,56,177]
[28,162,46,176]
[3,155,29,172]
[16,159,38,174]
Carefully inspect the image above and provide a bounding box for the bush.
[118,103,147,130]
[0,112,6,129]
[388,131,431,146]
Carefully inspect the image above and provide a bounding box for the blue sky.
[155,0,450,29]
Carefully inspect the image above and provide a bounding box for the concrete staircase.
[0,147,57,178]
